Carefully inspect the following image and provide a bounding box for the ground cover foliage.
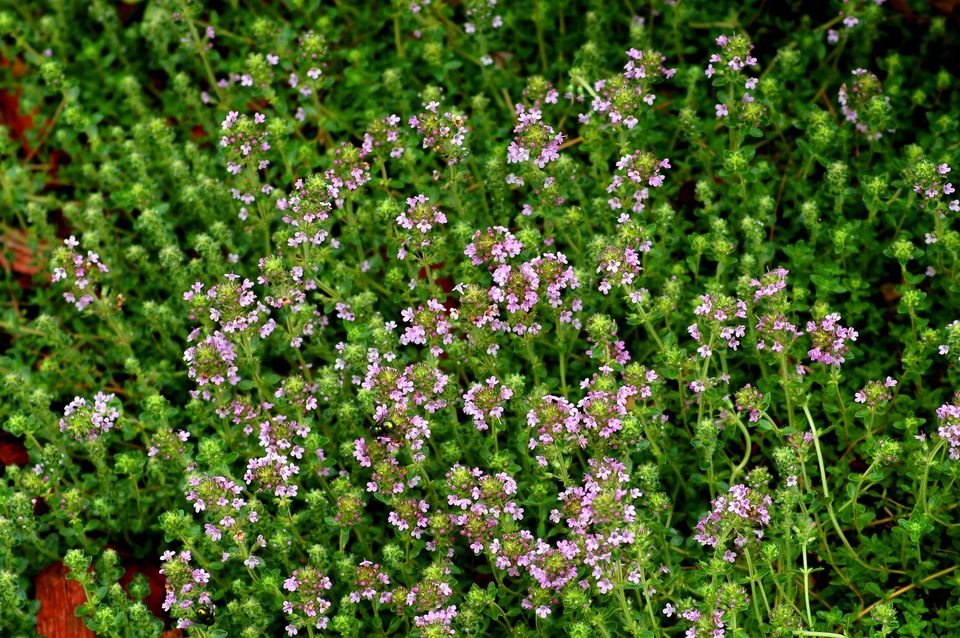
[4,1,960,636]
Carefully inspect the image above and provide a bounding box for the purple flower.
[409,99,469,165]
[838,70,890,140]
[706,33,759,78]
[588,48,675,129]
[51,236,109,311]
[399,299,456,354]
[387,498,430,538]
[806,313,858,367]
[159,551,217,628]
[854,377,896,406]
[184,275,267,335]
[183,331,241,390]
[748,267,789,302]
[219,111,271,175]
[352,561,390,602]
[281,566,333,633]
[506,104,564,169]
[464,226,524,266]
[935,400,960,460]
[606,151,671,217]
[734,384,763,423]
[693,483,772,553]
[461,0,501,34]
[148,428,190,460]
[395,194,447,259]
[363,113,406,160]
[463,376,513,432]
[243,450,302,498]
[755,313,803,354]
[690,293,748,356]
[59,392,120,442]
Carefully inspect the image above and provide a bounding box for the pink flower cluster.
[221,111,271,175]
[734,384,764,423]
[51,235,109,311]
[59,392,120,442]
[413,605,458,636]
[183,330,241,391]
[385,566,456,630]
[528,335,658,463]
[587,48,676,128]
[350,560,391,603]
[936,400,960,460]
[748,267,789,302]
[326,141,372,205]
[464,226,524,266]
[705,33,758,79]
[522,77,559,107]
[689,293,748,358]
[276,174,334,248]
[693,483,772,561]
[363,113,405,160]
[755,314,804,354]
[400,299,457,356]
[596,221,653,294]
[147,428,190,459]
[445,465,523,553]
[159,550,215,630]
[183,274,267,335]
[396,193,448,259]
[387,497,431,538]
[838,69,890,140]
[458,242,582,336]
[664,600,735,638]
[506,104,563,169]
[551,458,648,594]
[282,566,333,635]
[806,313,858,367]
[463,376,513,432]
[409,100,469,165]
[526,395,582,463]
[463,0,502,34]
[362,359,451,422]
[705,33,760,119]
[274,374,322,413]
[185,473,258,543]
[257,258,316,309]
[353,437,413,495]
[577,384,638,443]
[854,377,897,406]
[913,161,960,215]
[606,151,671,221]
[244,450,302,498]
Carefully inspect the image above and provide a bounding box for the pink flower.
[463,377,514,432]
[806,313,857,368]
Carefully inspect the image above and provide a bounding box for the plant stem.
[801,537,814,628]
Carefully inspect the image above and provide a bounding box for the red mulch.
[34,561,182,638]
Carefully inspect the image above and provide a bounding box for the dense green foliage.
[4,1,960,637]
